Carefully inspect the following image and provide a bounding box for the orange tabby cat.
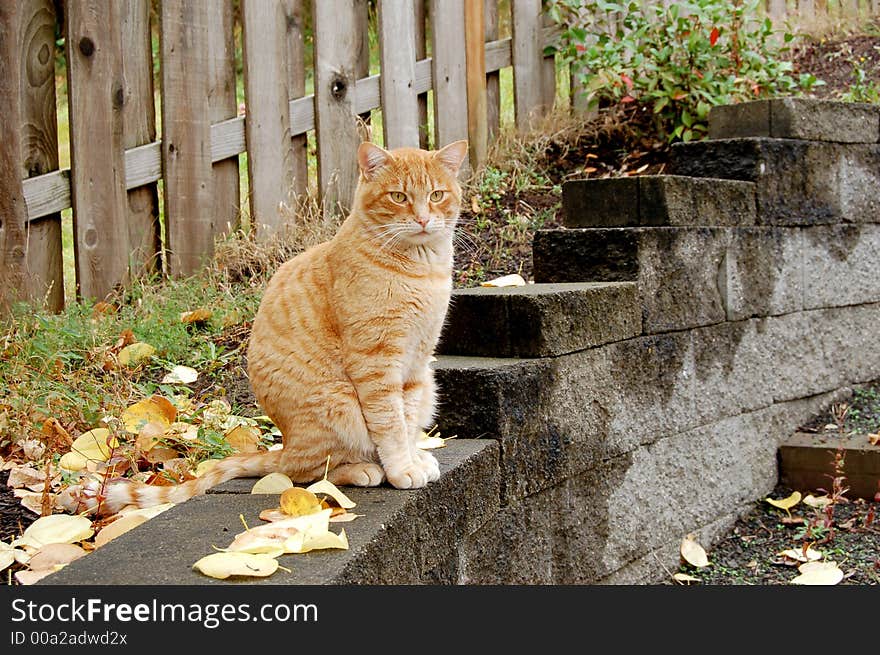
[91,139,468,512]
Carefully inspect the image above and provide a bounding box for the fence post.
[18,0,64,311]
[284,0,309,199]
[415,0,430,149]
[465,0,488,170]
[66,1,131,300]
[485,0,500,143]
[313,0,362,215]
[512,0,545,131]
[430,0,470,176]
[207,0,241,238]
[379,0,420,149]
[121,0,161,277]
[243,0,294,237]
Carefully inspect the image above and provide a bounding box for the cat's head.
[353,140,468,248]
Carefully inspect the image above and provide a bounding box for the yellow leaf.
[672,572,701,584]
[802,494,832,509]
[118,503,174,520]
[26,543,86,571]
[223,534,286,557]
[13,515,94,549]
[868,432,879,446]
[791,561,843,585]
[779,546,823,563]
[180,308,213,324]
[0,541,28,572]
[95,514,149,548]
[329,512,361,523]
[416,435,447,450]
[122,396,177,434]
[287,528,349,554]
[765,491,801,516]
[58,451,87,472]
[225,425,261,453]
[192,552,279,580]
[481,273,527,288]
[70,428,118,462]
[306,479,357,509]
[118,342,156,366]
[15,569,56,585]
[161,365,199,385]
[251,472,294,495]
[680,534,709,568]
[279,487,322,517]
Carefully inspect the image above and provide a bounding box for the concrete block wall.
[45,99,880,586]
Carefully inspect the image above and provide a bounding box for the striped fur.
[100,141,468,512]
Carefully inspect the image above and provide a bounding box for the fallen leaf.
[765,491,801,517]
[70,428,118,462]
[26,543,86,571]
[13,514,94,549]
[59,452,87,472]
[481,273,527,288]
[823,423,838,431]
[161,365,199,385]
[223,534,287,557]
[778,546,823,563]
[0,541,29,572]
[803,494,832,509]
[118,342,156,366]
[258,508,289,523]
[41,417,73,448]
[470,196,481,214]
[122,396,177,434]
[117,503,174,520]
[180,308,213,325]
[251,472,294,495]
[672,572,701,584]
[780,515,805,525]
[680,534,709,568]
[329,512,361,523]
[225,425,261,453]
[791,561,843,585]
[192,552,279,580]
[287,528,349,554]
[868,432,879,446]
[306,479,357,509]
[417,434,448,449]
[94,514,149,548]
[279,487,322,517]
[92,301,117,317]
[6,466,46,490]
[17,491,45,515]
[15,569,56,585]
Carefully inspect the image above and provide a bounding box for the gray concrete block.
[803,224,880,309]
[460,487,557,584]
[563,176,756,228]
[709,98,880,143]
[439,282,641,358]
[532,228,638,283]
[672,138,880,225]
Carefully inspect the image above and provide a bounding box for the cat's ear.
[357,142,392,179]
[433,140,469,176]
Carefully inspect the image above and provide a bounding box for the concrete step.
[562,175,756,228]
[708,98,880,143]
[532,226,803,333]
[670,137,880,226]
[439,282,641,358]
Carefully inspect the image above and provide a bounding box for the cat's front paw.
[386,453,440,489]
[415,449,440,481]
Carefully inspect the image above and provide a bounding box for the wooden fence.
[0,0,878,312]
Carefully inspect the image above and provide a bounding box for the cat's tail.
[65,450,285,515]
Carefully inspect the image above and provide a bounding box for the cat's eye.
[389,191,407,204]
[429,190,445,202]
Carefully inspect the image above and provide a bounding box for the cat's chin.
[402,230,446,247]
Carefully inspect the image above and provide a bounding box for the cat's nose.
[416,216,429,229]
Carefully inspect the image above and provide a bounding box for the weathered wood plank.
[465,0,487,169]
[161,0,214,275]
[486,37,512,72]
[430,0,469,164]
[355,0,371,129]
[121,0,160,277]
[541,10,556,113]
[485,0,500,142]
[19,0,63,310]
[0,3,30,313]
[207,0,240,237]
[798,0,815,18]
[512,0,544,131]
[243,0,294,237]
[284,0,309,197]
[313,0,362,214]
[379,0,420,148]
[66,1,130,300]
[415,0,429,148]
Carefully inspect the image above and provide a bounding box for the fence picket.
[121,0,161,277]
[284,0,309,198]
[485,0,500,142]
[379,0,420,149]
[207,0,241,237]
[465,0,488,169]
[243,0,294,237]
[19,0,64,310]
[313,0,362,214]
[512,0,545,131]
[415,0,429,148]
[66,1,130,300]
[430,0,469,161]
[161,0,215,274]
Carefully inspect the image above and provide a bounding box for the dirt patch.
[792,34,880,100]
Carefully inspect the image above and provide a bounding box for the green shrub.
[547,0,823,142]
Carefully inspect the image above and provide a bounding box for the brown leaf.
[225,425,261,453]
[180,308,213,325]
[41,418,73,448]
[92,301,117,318]
[868,432,879,446]
[27,543,86,571]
